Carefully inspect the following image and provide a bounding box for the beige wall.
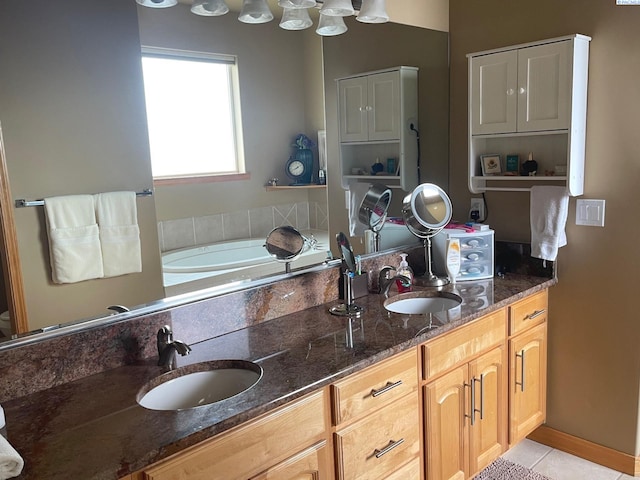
[449,0,640,456]
[0,0,164,330]
[138,6,327,221]
[388,0,449,32]
[323,18,450,255]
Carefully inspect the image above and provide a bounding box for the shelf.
[265,185,326,191]
[472,176,567,181]
[343,175,401,181]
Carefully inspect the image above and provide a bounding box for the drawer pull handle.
[371,380,403,397]
[374,438,404,458]
[524,309,546,320]
[515,349,526,392]
[473,374,485,422]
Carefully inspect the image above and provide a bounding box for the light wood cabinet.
[424,345,507,480]
[332,348,421,480]
[337,66,419,191]
[467,34,590,196]
[508,290,548,446]
[138,389,329,480]
[251,441,330,480]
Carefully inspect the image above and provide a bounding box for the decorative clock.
[285,151,313,185]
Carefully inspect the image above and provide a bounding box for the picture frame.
[505,154,520,176]
[480,154,502,176]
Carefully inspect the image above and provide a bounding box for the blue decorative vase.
[294,148,313,185]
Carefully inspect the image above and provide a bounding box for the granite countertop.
[3,273,554,479]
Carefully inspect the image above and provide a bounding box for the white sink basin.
[137,360,262,411]
[384,292,462,315]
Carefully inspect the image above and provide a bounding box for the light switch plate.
[576,199,606,227]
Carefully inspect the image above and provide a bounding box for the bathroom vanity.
[0,266,552,480]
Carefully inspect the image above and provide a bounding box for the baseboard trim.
[528,425,640,477]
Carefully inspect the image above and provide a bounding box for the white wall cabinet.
[467,34,590,196]
[338,66,419,191]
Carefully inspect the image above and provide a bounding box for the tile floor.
[503,439,636,480]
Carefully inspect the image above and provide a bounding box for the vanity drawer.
[331,348,418,425]
[509,290,548,335]
[422,308,506,380]
[334,394,420,480]
[141,389,327,480]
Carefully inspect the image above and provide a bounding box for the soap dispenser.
[396,253,413,293]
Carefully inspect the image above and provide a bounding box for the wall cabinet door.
[509,322,547,445]
[471,40,571,135]
[339,76,368,142]
[338,71,400,143]
[517,41,571,132]
[424,347,506,480]
[470,50,518,135]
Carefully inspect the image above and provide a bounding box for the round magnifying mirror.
[402,183,452,239]
[402,183,453,287]
[265,226,305,265]
[358,184,392,233]
[336,231,357,273]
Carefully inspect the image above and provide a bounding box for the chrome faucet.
[157,325,192,369]
[378,266,412,297]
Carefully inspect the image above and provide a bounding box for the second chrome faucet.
[157,325,191,369]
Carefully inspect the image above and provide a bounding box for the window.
[141,48,245,181]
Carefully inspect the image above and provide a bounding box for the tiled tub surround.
[0,270,554,479]
[158,201,328,252]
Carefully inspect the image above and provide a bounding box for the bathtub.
[162,231,330,295]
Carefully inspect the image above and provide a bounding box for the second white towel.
[530,185,569,262]
[95,191,142,277]
[0,433,24,480]
[44,195,103,284]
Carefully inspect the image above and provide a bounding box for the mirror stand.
[414,237,449,288]
[329,272,364,317]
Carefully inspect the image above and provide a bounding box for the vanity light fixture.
[136,0,384,36]
[356,0,388,23]
[316,13,348,35]
[319,0,355,16]
[136,0,177,7]
[279,8,313,30]
[238,0,274,23]
[278,0,317,9]
[191,0,230,16]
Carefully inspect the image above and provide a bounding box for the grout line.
[530,446,554,469]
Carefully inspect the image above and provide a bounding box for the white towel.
[44,195,104,284]
[95,191,142,277]
[530,186,569,261]
[0,434,23,479]
[348,183,370,237]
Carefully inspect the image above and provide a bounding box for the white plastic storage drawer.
[432,229,494,281]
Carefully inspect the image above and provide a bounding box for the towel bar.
[14,189,153,208]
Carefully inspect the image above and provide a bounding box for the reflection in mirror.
[329,232,363,318]
[358,183,392,252]
[402,183,452,287]
[264,226,305,273]
[0,0,449,346]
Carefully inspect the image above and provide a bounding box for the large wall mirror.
[0,0,449,343]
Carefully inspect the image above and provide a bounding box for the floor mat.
[473,457,553,480]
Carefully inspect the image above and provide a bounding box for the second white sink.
[384,291,462,315]
[137,360,262,411]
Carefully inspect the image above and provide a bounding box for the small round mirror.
[336,231,357,273]
[402,183,452,239]
[358,184,392,233]
[265,226,305,262]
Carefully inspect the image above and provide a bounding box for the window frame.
[141,47,247,185]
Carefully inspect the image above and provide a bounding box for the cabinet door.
[367,71,400,141]
[470,50,518,135]
[468,347,507,476]
[339,77,368,142]
[509,322,547,445]
[250,442,330,480]
[517,41,571,132]
[424,365,468,480]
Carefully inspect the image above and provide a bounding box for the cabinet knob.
[519,87,526,94]
[506,88,515,96]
